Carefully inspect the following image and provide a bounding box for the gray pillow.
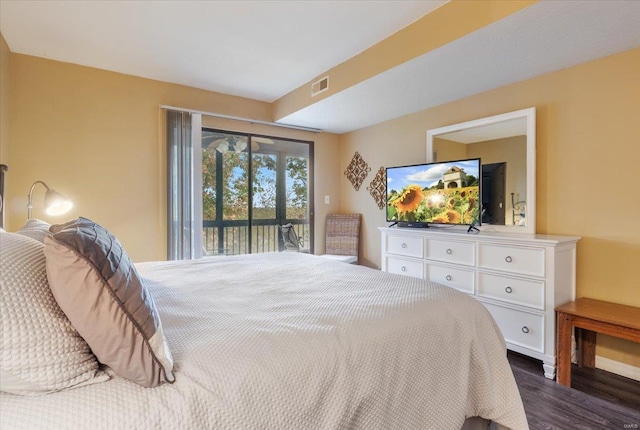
[44,217,174,388]
[0,230,108,395]
[15,219,51,243]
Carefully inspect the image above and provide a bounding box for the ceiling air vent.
[311,76,329,97]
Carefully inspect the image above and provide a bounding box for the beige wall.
[340,47,640,367]
[0,33,10,166]
[433,137,466,162]
[5,54,340,261]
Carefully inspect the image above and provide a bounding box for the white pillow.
[0,231,108,395]
[15,219,51,243]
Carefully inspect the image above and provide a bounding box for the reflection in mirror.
[426,108,536,234]
[434,122,526,226]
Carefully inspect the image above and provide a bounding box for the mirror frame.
[426,107,536,234]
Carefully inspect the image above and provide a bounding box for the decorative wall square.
[344,152,371,191]
[367,167,386,210]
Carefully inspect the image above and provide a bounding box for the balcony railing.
[202,220,310,256]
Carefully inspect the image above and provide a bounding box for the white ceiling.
[0,0,445,102]
[280,0,640,133]
[1,1,639,135]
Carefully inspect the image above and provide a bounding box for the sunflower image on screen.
[386,159,481,226]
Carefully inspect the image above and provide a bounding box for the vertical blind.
[166,110,202,260]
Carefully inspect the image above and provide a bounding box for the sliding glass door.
[201,129,312,255]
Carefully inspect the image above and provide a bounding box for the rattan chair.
[320,213,361,264]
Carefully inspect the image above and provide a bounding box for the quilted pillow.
[44,217,174,387]
[0,231,108,395]
[15,219,51,243]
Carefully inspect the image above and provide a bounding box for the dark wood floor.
[508,351,640,429]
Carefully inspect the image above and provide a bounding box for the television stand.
[467,222,479,233]
[398,222,429,229]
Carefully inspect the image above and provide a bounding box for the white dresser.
[379,227,580,379]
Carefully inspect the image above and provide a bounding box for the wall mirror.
[426,107,536,234]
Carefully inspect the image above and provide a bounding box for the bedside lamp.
[28,181,73,219]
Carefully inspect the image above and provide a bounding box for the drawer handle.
[446,248,452,255]
[505,286,513,293]
[446,275,452,281]
[505,256,513,263]
[401,266,407,272]
[401,243,407,249]
[521,326,529,334]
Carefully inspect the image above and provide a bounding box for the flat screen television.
[386,158,481,227]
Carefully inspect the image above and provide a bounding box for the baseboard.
[595,355,640,381]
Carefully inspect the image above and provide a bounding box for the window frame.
[201,128,314,255]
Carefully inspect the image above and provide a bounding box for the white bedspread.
[1,253,528,430]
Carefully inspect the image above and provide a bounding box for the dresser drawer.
[426,239,475,266]
[386,256,424,279]
[483,303,544,352]
[478,272,545,310]
[478,243,545,277]
[386,235,424,259]
[426,263,474,294]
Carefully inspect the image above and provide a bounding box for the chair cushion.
[320,254,358,264]
[44,217,174,388]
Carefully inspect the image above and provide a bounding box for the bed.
[1,251,528,429]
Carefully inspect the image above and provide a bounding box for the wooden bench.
[555,298,640,386]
